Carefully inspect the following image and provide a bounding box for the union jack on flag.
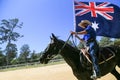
[74,1,120,38]
[75,2,114,20]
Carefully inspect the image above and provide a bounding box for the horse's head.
[40,33,61,64]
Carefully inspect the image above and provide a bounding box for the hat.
[78,20,91,27]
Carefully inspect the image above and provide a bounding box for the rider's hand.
[70,31,76,35]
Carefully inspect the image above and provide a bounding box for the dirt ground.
[0,63,119,80]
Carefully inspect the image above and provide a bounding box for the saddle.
[80,47,115,64]
[98,47,115,64]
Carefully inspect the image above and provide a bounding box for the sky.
[0,0,119,53]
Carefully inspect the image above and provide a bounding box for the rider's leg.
[88,42,101,79]
[90,49,100,76]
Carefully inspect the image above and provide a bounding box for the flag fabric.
[74,1,120,38]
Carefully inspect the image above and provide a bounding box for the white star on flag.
[92,21,99,31]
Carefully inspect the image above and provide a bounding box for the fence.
[0,59,64,70]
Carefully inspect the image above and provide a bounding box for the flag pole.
[73,0,77,32]
[72,0,78,45]
[73,0,79,32]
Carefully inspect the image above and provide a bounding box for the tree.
[18,44,31,63]
[4,43,17,64]
[36,52,44,61]
[30,50,38,62]
[0,50,6,66]
[113,39,120,46]
[0,18,23,43]
[99,37,113,47]
[10,58,18,65]
[0,18,23,65]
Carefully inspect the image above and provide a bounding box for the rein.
[58,34,72,54]
[46,34,73,60]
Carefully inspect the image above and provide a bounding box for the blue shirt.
[83,25,96,41]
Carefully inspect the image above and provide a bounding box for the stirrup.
[90,74,101,80]
[90,70,101,80]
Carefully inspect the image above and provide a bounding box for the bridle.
[46,34,77,60]
[58,34,74,54]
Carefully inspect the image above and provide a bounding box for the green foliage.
[0,18,23,65]
[114,39,120,46]
[0,51,6,66]
[30,50,39,62]
[0,18,23,43]
[0,18,64,66]
[5,43,17,64]
[18,44,31,63]
[10,58,18,64]
[99,37,113,47]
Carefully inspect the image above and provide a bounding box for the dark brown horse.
[40,33,120,80]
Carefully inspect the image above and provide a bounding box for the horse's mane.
[57,38,80,53]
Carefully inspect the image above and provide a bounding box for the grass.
[0,60,65,72]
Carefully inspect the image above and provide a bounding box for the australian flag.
[74,1,120,38]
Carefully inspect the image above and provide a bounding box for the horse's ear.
[51,33,57,40]
[50,36,52,40]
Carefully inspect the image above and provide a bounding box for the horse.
[40,33,120,80]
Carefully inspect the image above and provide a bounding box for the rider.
[70,20,101,79]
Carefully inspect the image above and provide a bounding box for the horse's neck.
[59,44,82,70]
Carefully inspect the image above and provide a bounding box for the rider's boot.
[90,70,101,79]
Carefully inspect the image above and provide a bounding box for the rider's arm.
[77,30,87,35]
[71,30,87,35]
[70,31,86,42]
